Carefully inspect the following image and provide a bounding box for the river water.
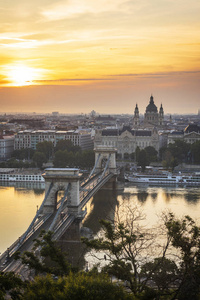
[0,182,200,254]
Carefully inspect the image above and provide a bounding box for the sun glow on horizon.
[6,65,42,86]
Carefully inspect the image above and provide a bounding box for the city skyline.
[0,0,200,114]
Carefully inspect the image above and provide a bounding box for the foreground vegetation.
[2,210,200,300]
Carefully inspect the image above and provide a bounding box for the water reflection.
[1,182,200,255]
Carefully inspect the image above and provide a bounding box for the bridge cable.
[48,183,70,232]
[99,153,111,181]
[19,182,54,246]
[88,153,101,179]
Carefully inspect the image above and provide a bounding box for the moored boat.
[0,173,45,183]
[125,172,200,186]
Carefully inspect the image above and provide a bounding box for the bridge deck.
[0,169,116,273]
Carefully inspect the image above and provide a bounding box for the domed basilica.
[94,95,163,159]
[133,95,164,128]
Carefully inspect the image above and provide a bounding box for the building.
[14,130,94,151]
[167,124,200,145]
[133,95,164,128]
[94,126,159,159]
[0,135,14,160]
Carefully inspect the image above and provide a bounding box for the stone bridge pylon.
[42,168,82,215]
[94,146,117,174]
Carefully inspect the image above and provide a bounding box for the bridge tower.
[94,146,117,173]
[42,168,82,216]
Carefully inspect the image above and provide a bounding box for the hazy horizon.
[1,1,200,114]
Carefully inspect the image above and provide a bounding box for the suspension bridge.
[0,146,118,274]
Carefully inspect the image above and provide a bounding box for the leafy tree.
[32,152,47,168]
[141,257,178,294]
[22,272,134,300]
[15,231,71,277]
[0,271,24,300]
[165,213,200,299]
[12,148,35,160]
[55,139,81,153]
[137,149,149,172]
[162,150,174,170]
[144,146,158,162]
[36,141,54,160]
[168,140,190,164]
[191,141,200,164]
[82,207,161,297]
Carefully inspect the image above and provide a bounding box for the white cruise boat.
[125,172,200,186]
[0,173,45,183]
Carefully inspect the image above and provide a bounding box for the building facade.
[94,126,159,159]
[0,136,14,160]
[14,130,94,151]
[168,124,200,145]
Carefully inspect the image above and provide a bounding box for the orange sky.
[0,0,200,114]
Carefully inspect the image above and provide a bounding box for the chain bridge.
[0,147,118,275]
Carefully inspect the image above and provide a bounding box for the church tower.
[144,95,159,127]
[133,103,139,127]
[159,104,164,126]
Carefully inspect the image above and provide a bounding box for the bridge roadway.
[0,170,115,274]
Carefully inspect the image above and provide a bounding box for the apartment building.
[14,130,94,151]
[0,135,14,160]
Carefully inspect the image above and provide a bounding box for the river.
[0,182,200,254]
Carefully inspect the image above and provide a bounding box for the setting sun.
[7,65,39,86]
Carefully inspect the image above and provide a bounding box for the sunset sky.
[0,0,200,114]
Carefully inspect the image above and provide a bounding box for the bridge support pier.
[42,168,82,215]
[94,146,117,174]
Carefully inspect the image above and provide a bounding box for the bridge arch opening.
[101,157,108,169]
[54,184,66,211]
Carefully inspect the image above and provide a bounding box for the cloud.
[33,77,116,83]
[41,0,127,21]
[111,71,200,78]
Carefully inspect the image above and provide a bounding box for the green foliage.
[82,216,154,296]
[36,141,54,160]
[144,146,158,162]
[161,139,200,166]
[12,148,35,160]
[55,139,81,153]
[16,231,71,277]
[191,141,200,164]
[162,150,178,171]
[0,272,24,300]
[165,213,200,299]
[168,140,190,164]
[32,152,47,168]
[22,272,134,300]
[0,158,35,169]
[141,257,178,293]
[137,149,149,172]
[53,149,94,169]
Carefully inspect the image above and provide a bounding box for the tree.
[15,231,71,277]
[165,213,200,299]
[32,152,47,168]
[82,206,161,297]
[144,146,158,162]
[141,257,178,294]
[137,149,149,172]
[22,272,133,300]
[168,140,190,164]
[0,271,24,300]
[36,141,54,160]
[55,139,81,153]
[191,141,200,164]
[12,148,35,160]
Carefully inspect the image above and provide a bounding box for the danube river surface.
[0,182,200,254]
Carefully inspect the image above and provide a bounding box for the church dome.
[146,95,158,113]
